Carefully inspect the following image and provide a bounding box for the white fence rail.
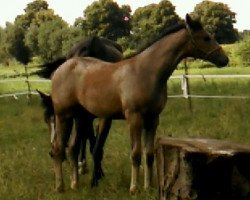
[168,74,250,99]
[1,74,250,99]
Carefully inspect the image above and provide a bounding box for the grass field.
[1,66,250,199]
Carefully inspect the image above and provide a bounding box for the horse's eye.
[204,36,211,42]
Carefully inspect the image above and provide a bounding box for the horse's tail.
[36,57,66,79]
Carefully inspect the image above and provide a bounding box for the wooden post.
[24,64,32,102]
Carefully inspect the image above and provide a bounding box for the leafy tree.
[4,22,31,64]
[15,0,49,30]
[0,27,10,64]
[23,1,70,61]
[37,19,69,62]
[231,35,250,66]
[78,0,131,41]
[2,0,51,64]
[131,0,180,50]
[192,0,238,44]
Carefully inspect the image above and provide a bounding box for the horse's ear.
[185,13,203,31]
[37,90,52,108]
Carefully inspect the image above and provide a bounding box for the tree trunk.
[156,137,250,200]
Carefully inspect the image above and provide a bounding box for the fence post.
[24,64,32,102]
[183,59,192,112]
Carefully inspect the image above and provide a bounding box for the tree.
[192,0,238,44]
[2,0,52,64]
[15,0,49,30]
[79,0,131,41]
[4,22,31,65]
[131,0,180,50]
[0,27,10,64]
[231,34,250,66]
[37,19,69,62]
[23,1,70,62]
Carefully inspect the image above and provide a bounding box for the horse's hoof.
[91,178,98,187]
[78,162,88,175]
[79,167,88,175]
[70,181,78,191]
[129,185,138,195]
[55,184,65,193]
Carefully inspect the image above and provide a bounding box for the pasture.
[1,67,250,199]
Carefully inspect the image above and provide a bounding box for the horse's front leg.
[126,112,143,194]
[50,115,73,192]
[143,115,159,190]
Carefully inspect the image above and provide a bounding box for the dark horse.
[50,14,228,193]
[38,36,123,78]
[38,36,123,176]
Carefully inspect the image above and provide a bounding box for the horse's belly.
[79,91,123,118]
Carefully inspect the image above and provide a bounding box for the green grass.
[1,66,250,199]
[1,81,250,199]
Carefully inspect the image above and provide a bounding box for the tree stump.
[156,137,250,200]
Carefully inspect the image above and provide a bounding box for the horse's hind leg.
[91,118,112,187]
[143,115,159,190]
[78,136,88,175]
[51,115,73,192]
[68,118,83,190]
[75,118,88,175]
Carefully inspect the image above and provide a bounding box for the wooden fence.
[1,74,250,99]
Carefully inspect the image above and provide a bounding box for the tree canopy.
[131,0,180,49]
[0,0,247,66]
[77,0,131,41]
[192,0,238,44]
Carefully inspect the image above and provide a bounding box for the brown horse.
[38,36,123,175]
[50,14,228,193]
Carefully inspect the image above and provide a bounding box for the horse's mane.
[125,21,186,59]
[36,57,67,78]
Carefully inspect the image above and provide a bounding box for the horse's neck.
[135,29,189,83]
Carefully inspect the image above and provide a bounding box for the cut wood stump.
[156,137,250,200]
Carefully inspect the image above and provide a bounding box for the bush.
[231,35,250,67]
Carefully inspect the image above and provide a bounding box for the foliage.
[36,19,68,62]
[192,0,238,44]
[23,1,70,62]
[4,22,31,65]
[0,0,246,66]
[0,27,10,64]
[80,0,131,41]
[131,0,180,50]
[230,35,250,67]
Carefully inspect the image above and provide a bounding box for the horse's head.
[37,90,55,144]
[185,14,229,67]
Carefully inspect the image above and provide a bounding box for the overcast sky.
[0,0,249,31]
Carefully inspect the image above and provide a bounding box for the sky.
[0,0,249,31]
